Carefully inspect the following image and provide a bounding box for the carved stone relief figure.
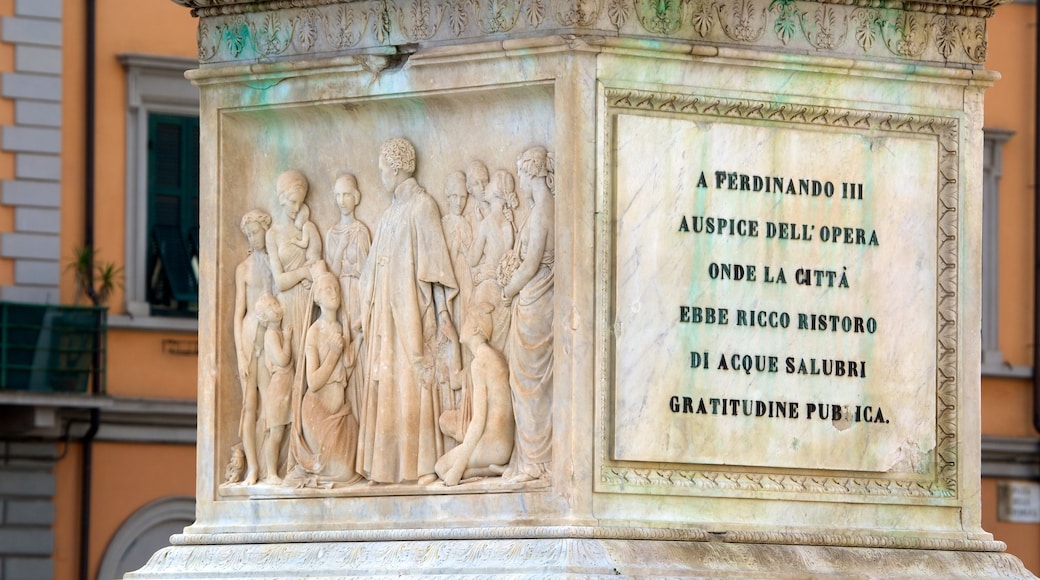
[357,137,461,485]
[501,147,555,484]
[255,293,292,484]
[287,270,363,487]
[441,171,476,443]
[324,173,371,449]
[435,302,515,486]
[468,169,517,352]
[232,210,274,485]
[225,142,555,492]
[266,170,323,367]
[466,160,490,221]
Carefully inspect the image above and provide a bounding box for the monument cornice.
[172,0,1008,16]
[174,0,1000,67]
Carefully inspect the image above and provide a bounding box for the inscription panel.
[610,112,939,475]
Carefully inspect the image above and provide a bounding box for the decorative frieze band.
[181,0,990,67]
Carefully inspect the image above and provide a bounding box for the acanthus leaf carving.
[193,0,989,66]
[397,0,445,41]
[881,12,929,58]
[476,0,522,34]
[324,6,367,49]
[931,14,959,61]
[636,0,685,35]
[554,0,601,27]
[445,0,471,36]
[851,8,880,52]
[294,9,322,52]
[718,0,766,43]
[254,12,293,57]
[527,0,548,28]
[959,21,986,63]
[798,3,849,51]
[689,0,716,38]
[221,16,250,58]
[198,18,219,62]
[372,0,394,44]
[768,0,798,45]
[607,0,630,31]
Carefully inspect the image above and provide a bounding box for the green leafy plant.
[67,246,123,307]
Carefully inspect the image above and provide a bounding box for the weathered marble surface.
[136,0,1036,575]
[171,0,995,68]
[612,112,939,474]
[128,533,1032,578]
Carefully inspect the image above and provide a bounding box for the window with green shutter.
[146,113,199,316]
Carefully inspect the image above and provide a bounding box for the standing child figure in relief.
[254,293,293,484]
[435,302,515,486]
[233,209,274,485]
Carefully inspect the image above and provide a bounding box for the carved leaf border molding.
[598,87,959,500]
[194,0,988,66]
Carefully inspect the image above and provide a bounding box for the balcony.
[0,302,106,394]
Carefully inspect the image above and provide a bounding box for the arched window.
[96,496,195,580]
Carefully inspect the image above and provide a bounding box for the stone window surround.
[114,53,199,332]
[96,495,195,580]
[981,128,1030,379]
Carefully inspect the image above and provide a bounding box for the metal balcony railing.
[0,302,107,394]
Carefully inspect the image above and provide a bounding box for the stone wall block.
[14,46,61,75]
[14,154,60,180]
[4,500,54,526]
[2,126,61,154]
[0,232,59,260]
[14,260,58,286]
[3,556,53,580]
[2,180,60,208]
[14,208,60,234]
[0,18,61,47]
[14,0,62,19]
[0,529,53,556]
[0,73,61,102]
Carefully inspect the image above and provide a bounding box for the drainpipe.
[79,1,100,580]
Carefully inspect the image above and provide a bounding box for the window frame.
[116,53,199,331]
[980,128,1029,378]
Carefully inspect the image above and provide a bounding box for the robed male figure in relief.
[357,137,461,485]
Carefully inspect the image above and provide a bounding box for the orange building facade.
[0,0,1038,578]
[0,1,198,578]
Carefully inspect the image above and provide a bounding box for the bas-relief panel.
[216,86,556,496]
[597,88,960,501]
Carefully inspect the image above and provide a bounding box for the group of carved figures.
[226,138,555,490]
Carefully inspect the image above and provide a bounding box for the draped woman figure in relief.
[324,173,371,447]
[501,147,555,484]
[266,170,322,365]
[288,271,362,486]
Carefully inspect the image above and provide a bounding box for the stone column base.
[126,529,1037,578]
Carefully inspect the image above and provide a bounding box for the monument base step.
[126,535,1037,579]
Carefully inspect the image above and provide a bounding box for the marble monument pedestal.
[132,0,1034,577]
